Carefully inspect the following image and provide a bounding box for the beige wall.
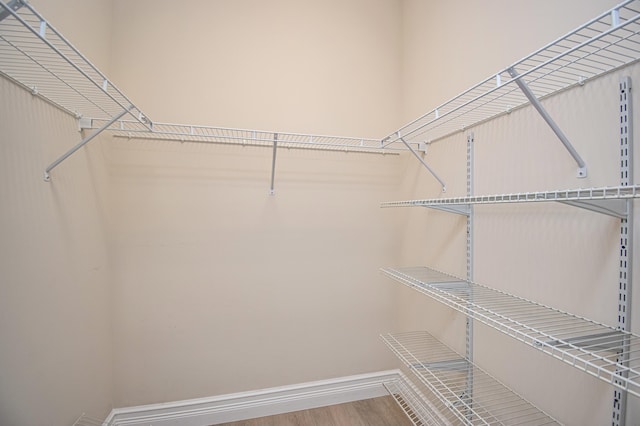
[0,1,115,425]
[107,139,407,406]
[105,0,406,408]
[397,0,640,424]
[109,0,402,137]
[0,78,113,424]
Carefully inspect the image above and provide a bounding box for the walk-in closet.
[2,0,640,425]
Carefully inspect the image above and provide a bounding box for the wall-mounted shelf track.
[384,0,640,148]
[381,331,560,425]
[381,184,640,218]
[381,267,640,399]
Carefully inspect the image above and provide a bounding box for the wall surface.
[105,0,407,408]
[0,77,113,424]
[108,139,407,407]
[0,1,115,424]
[109,0,402,137]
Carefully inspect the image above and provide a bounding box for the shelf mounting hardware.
[398,133,446,192]
[508,66,587,178]
[613,75,633,426]
[44,106,133,181]
[269,133,278,195]
[0,0,22,22]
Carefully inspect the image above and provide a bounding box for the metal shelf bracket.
[398,133,447,192]
[421,204,470,216]
[559,199,628,219]
[269,133,278,195]
[43,106,133,181]
[0,0,22,22]
[508,67,587,178]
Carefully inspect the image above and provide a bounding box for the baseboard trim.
[105,369,401,425]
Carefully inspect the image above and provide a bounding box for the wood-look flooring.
[214,396,412,425]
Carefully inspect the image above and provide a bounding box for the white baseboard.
[105,369,401,426]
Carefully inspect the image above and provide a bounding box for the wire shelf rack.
[0,0,149,125]
[384,377,455,425]
[380,185,640,218]
[89,119,399,154]
[383,0,640,146]
[382,266,640,399]
[382,331,560,425]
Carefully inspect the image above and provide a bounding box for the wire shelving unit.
[384,376,457,425]
[382,266,640,399]
[0,0,403,182]
[381,331,560,425]
[0,0,148,125]
[381,185,640,218]
[383,0,640,147]
[89,119,395,154]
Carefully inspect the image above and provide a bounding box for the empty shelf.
[382,331,560,425]
[0,0,148,124]
[382,267,640,398]
[384,0,640,146]
[381,185,640,218]
[88,119,398,154]
[384,378,458,425]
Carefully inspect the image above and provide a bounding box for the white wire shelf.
[383,0,640,146]
[384,377,457,425]
[382,331,560,425]
[0,0,149,125]
[382,267,640,399]
[381,185,640,218]
[89,119,400,154]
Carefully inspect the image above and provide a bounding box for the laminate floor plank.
[213,396,412,425]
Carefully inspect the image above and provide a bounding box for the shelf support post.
[44,106,133,181]
[612,76,633,426]
[269,133,278,195]
[465,132,475,421]
[398,134,446,192]
[507,67,587,178]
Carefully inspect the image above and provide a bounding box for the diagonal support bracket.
[508,67,587,178]
[44,106,133,181]
[421,204,470,216]
[398,134,446,192]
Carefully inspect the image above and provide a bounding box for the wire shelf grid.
[382,267,640,399]
[381,185,640,208]
[384,377,456,425]
[0,0,148,125]
[382,331,560,425]
[91,119,401,154]
[384,0,640,145]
